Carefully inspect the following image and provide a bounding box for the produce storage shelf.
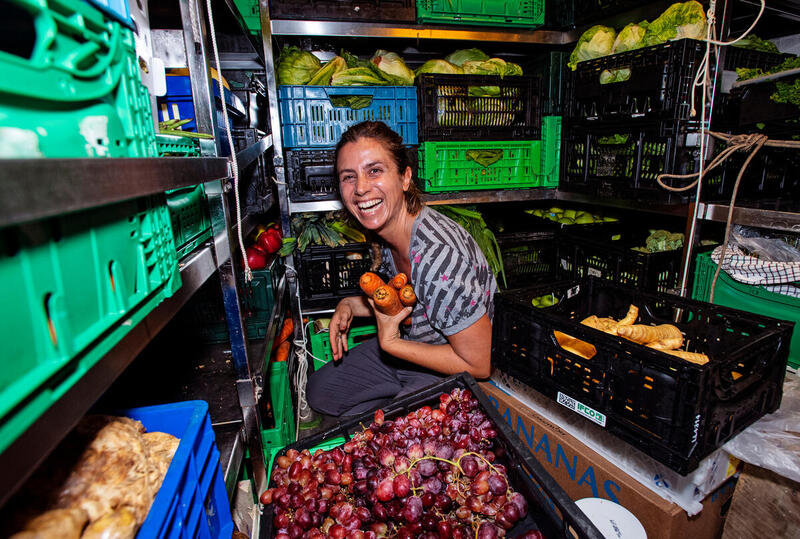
[0,244,219,508]
[493,277,793,474]
[268,0,416,23]
[263,374,603,539]
[0,158,230,229]
[269,19,575,44]
[296,243,373,310]
[697,202,800,234]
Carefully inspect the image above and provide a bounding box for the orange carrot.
[360,272,385,297]
[273,340,290,362]
[272,316,294,351]
[390,273,408,290]
[372,285,404,316]
[398,284,417,307]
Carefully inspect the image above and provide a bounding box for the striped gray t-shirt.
[380,206,497,345]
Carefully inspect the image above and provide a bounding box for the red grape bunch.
[260,388,545,539]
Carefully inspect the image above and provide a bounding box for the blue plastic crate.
[85,0,132,26]
[157,76,238,133]
[278,85,418,148]
[124,401,234,539]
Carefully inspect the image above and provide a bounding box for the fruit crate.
[184,259,281,343]
[269,0,416,23]
[295,243,373,310]
[0,195,181,455]
[561,120,701,202]
[417,74,541,141]
[262,361,296,466]
[416,0,544,28]
[492,277,793,474]
[418,140,545,193]
[166,184,213,259]
[559,225,685,293]
[496,231,559,289]
[0,0,156,158]
[693,251,800,370]
[124,401,234,538]
[285,146,419,203]
[263,373,602,538]
[308,321,377,371]
[157,75,243,133]
[532,52,568,115]
[566,39,706,125]
[278,85,418,149]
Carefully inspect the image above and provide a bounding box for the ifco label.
[557,392,607,427]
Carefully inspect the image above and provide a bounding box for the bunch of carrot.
[360,272,416,325]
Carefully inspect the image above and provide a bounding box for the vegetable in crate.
[371,50,415,86]
[642,1,707,47]
[568,25,616,70]
[277,46,321,85]
[261,388,535,537]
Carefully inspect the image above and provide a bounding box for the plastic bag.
[722,374,800,484]
[730,225,800,263]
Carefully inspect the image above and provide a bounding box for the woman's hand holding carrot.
[329,300,354,362]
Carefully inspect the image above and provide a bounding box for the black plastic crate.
[418,73,541,141]
[566,39,706,125]
[532,51,568,115]
[497,230,560,288]
[492,277,792,475]
[729,71,800,133]
[296,243,372,310]
[558,225,684,293]
[263,373,603,539]
[704,139,800,202]
[723,47,790,71]
[561,120,700,202]
[286,147,419,203]
[546,0,639,29]
[269,0,415,21]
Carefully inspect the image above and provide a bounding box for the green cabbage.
[277,46,321,85]
[370,50,414,85]
[415,59,463,76]
[445,48,490,66]
[643,1,707,47]
[568,26,616,70]
[307,56,346,85]
[612,22,649,54]
[331,67,387,86]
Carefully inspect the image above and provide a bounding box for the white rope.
[205,0,251,282]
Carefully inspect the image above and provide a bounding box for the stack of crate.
[0,0,182,455]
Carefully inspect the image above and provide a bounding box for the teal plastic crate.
[418,140,543,192]
[308,322,377,371]
[166,184,212,259]
[416,0,544,28]
[693,251,799,370]
[540,115,561,188]
[0,0,157,158]
[0,196,181,455]
[261,361,296,467]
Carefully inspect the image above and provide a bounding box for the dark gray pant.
[306,338,443,417]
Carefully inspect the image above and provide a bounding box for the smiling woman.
[305,121,497,417]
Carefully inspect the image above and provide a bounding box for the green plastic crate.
[540,116,561,188]
[418,140,544,193]
[692,251,799,370]
[231,0,260,34]
[416,0,544,27]
[261,361,296,468]
[0,0,157,158]
[0,196,181,454]
[308,322,377,371]
[156,134,202,157]
[166,185,212,259]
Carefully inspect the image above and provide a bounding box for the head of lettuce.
[568,26,616,71]
[277,46,321,85]
[643,1,707,46]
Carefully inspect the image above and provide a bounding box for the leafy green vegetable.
[772,78,800,108]
[415,59,463,76]
[330,95,374,110]
[597,134,629,144]
[434,205,505,287]
[736,57,800,81]
[331,67,387,86]
[371,50,415,86]
[642,1,706,47]
[731,35,779,54]
[307,56,346,85]
[568,25,616,70]
[599,68,631,84]
[633,229,685,253]
[277,46,321,85]
[445,48,490,67]
[466,149,504,167]
[612,22,649,54]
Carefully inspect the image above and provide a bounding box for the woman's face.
[338,137,412,233]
